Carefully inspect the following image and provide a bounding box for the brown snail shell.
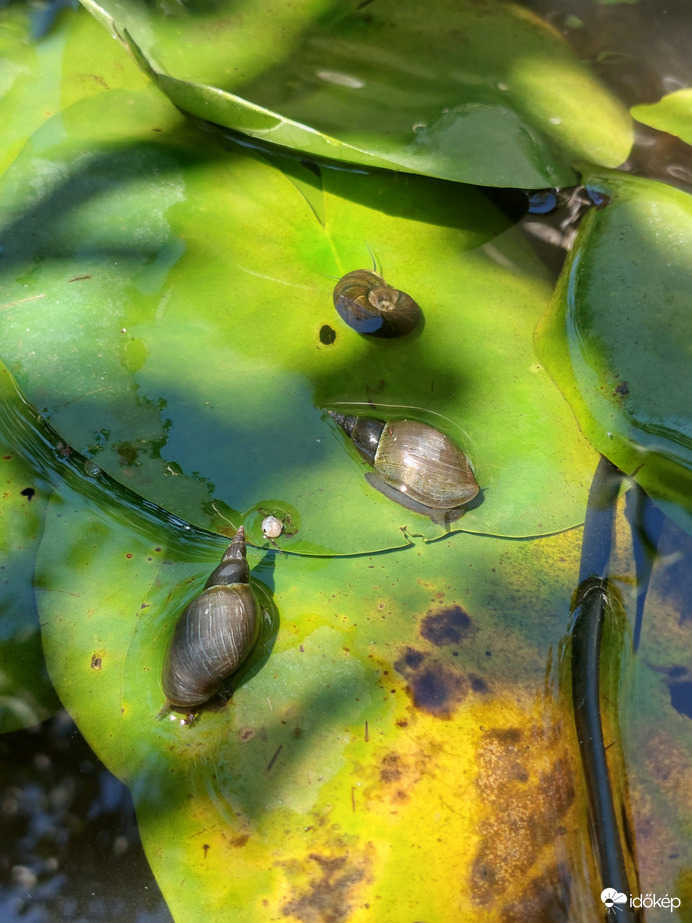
[328,412,479,511]
[333,270,421,338]
[162,527,259,709]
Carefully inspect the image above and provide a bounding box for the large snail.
[333,270,422,338]
[162,527,259,710]
[328,411,479,511]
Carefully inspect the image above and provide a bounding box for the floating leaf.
[631,87,692,145]
[0,3,64,177]
[609,512,692,910]
[81,0,633,187]
[0,3,147,178]
[535,168,692,534]
[0,80,599,553]
[0,366,61,731]
[36,454,602,921]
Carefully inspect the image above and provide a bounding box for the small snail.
[162,527,259,710]
[261,515,283,540]
[333,270,421,338]
[328,411,479,511]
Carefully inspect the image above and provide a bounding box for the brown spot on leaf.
[420,605,473,646]
[228,834,249,848]
[90,653,103,671]
[471,724,576,907]
[471,852,500,899]
[379,752,403,783]
[282,852,368,923]
[500,864,570,923]
[540,757,575,825]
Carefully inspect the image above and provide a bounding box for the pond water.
[1,0,692,921]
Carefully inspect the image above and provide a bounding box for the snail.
[162,527,259,710]
[261,515,283,540]
[328,411,479,511]
[333,270,421,338]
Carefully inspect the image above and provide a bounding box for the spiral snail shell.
[333,270,421,338]
[261,516,283,540]
[162,527,259,709]
[329,412,479,511]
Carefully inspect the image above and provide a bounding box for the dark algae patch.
[419,604,473,647]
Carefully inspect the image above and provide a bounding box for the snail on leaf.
[161,527,260,720]
[333,269,422,338]
[328,411,480,521]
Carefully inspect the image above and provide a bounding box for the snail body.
[333,270,421,338]
[162,527,259,709]
[329,412,479,511]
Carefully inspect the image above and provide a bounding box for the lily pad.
[0,3,148,179]
[0,367,61,731]
[609,511,692,909]
[81,0,632,187]
[0,3,64,178]
[535,168,692,534]
[631,87,692,145]
[0,83,599,552]
[36,452,601,921]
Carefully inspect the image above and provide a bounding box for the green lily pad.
[0,82,599,552]
[36,446,600,921]
[0,365,62,731]
[631,87,692,145]
[535,168,692,534]
[0,3,147,179]
[0,3,63,177]
[81,0,632,187]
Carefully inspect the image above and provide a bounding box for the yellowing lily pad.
[36,457,601,922]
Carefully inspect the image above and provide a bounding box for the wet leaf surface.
[535,168,692,535]
[2,2,692,921]
[0,45,598,552]
[0,368,61,732]
[36,451,605,921]
[609,510,692,914]
[631,87,692,145]
[80,0,633,187]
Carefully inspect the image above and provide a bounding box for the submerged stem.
[571,456,640,921]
